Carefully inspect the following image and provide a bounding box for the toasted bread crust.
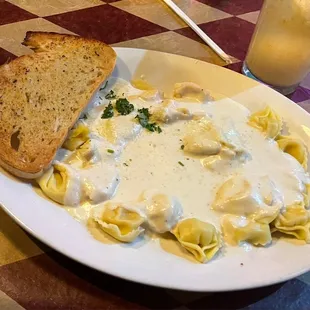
[0,32,116,178]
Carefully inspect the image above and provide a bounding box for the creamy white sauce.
[51,78,309,234]
[140,189,183,233]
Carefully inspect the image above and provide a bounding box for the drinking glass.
[242,0,310,95]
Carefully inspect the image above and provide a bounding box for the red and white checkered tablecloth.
[1,1,310,309]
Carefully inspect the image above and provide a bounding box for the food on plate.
[248,106,282,139]
[0,32,116,179]
[91,202,145,242]
[63,124,90,151]
[139,189,183,233]
[150,99,192,124]
[182,118,222,156]
[212,175,283,217]
[182,117,247,171]
[37,163,81,205]
[172,218,221,263]
[1,38,310,265]
[276,135,308,169]
[33,77,310,261]
[173,82,211,102]
[221,215,272,246]
[93,113,142,144]
[271,205,310,242]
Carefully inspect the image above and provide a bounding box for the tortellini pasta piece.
[276,135,308,169]
[65,139,96,169]
[303,183,310,208]
[221,215,272,246]
[131,79,155,91]
[97,118,117,144]
[67,138,120,169]
[92,202,145,242]
[150,100,192,124]
[140,190,183,233]
[212,175,283,217]
[36,163,81,206]
[172,218,221,263]
[173,82,211,102]
[94,116,141,145]
[75,139,100,166]
[81,163,120,204]
[139,89,162,102]
[248,106,282,139]
[184,135,222,156]
[201,146,248,171]
[182,118,222,156]
[250,205,280,225]
[271,205,310,243]
[182,118,247,163]
[63,123,90,151]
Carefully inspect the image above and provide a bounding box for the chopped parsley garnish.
[107,149,114,154]
[81,114,87,120]
[178,161,184,167]
[105,90,117,100]
[123,162,129,167]
[135,108,162,133]
[181,144,184,150]
[101,103,114,119]
[138,108,151,118]
[100,81,108,91]
[115,98,134,115]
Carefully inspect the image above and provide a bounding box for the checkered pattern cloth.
[1,1,310,309]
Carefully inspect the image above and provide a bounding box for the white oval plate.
[1,48,310,292]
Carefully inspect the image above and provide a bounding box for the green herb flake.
[136,108,162,133]
[107,149,114,154]
[181,144,184,150]
[115,98,134,115]
[105,90,117,100]
[100,81,108,91]
[178,161,184,167]
[123,163,129,167]
[101,103,114,119]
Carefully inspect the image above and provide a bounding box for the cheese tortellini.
[173,82,211,102]
[150,99,192,124]
[215,176,283,247]
[36,163,81,205]
[271,205,310,243]
[67,138,119,169]
[63,123,90,151]
[172,218,221,263]
[276,135,308,169]
[182,118,222,156]
[221,215,272,246]
[248,106,282,139]
[140,190,183,233]
[92,202,145,242]
[212,175,283,219]
[182,118,247,170]
[94,116,141,145]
